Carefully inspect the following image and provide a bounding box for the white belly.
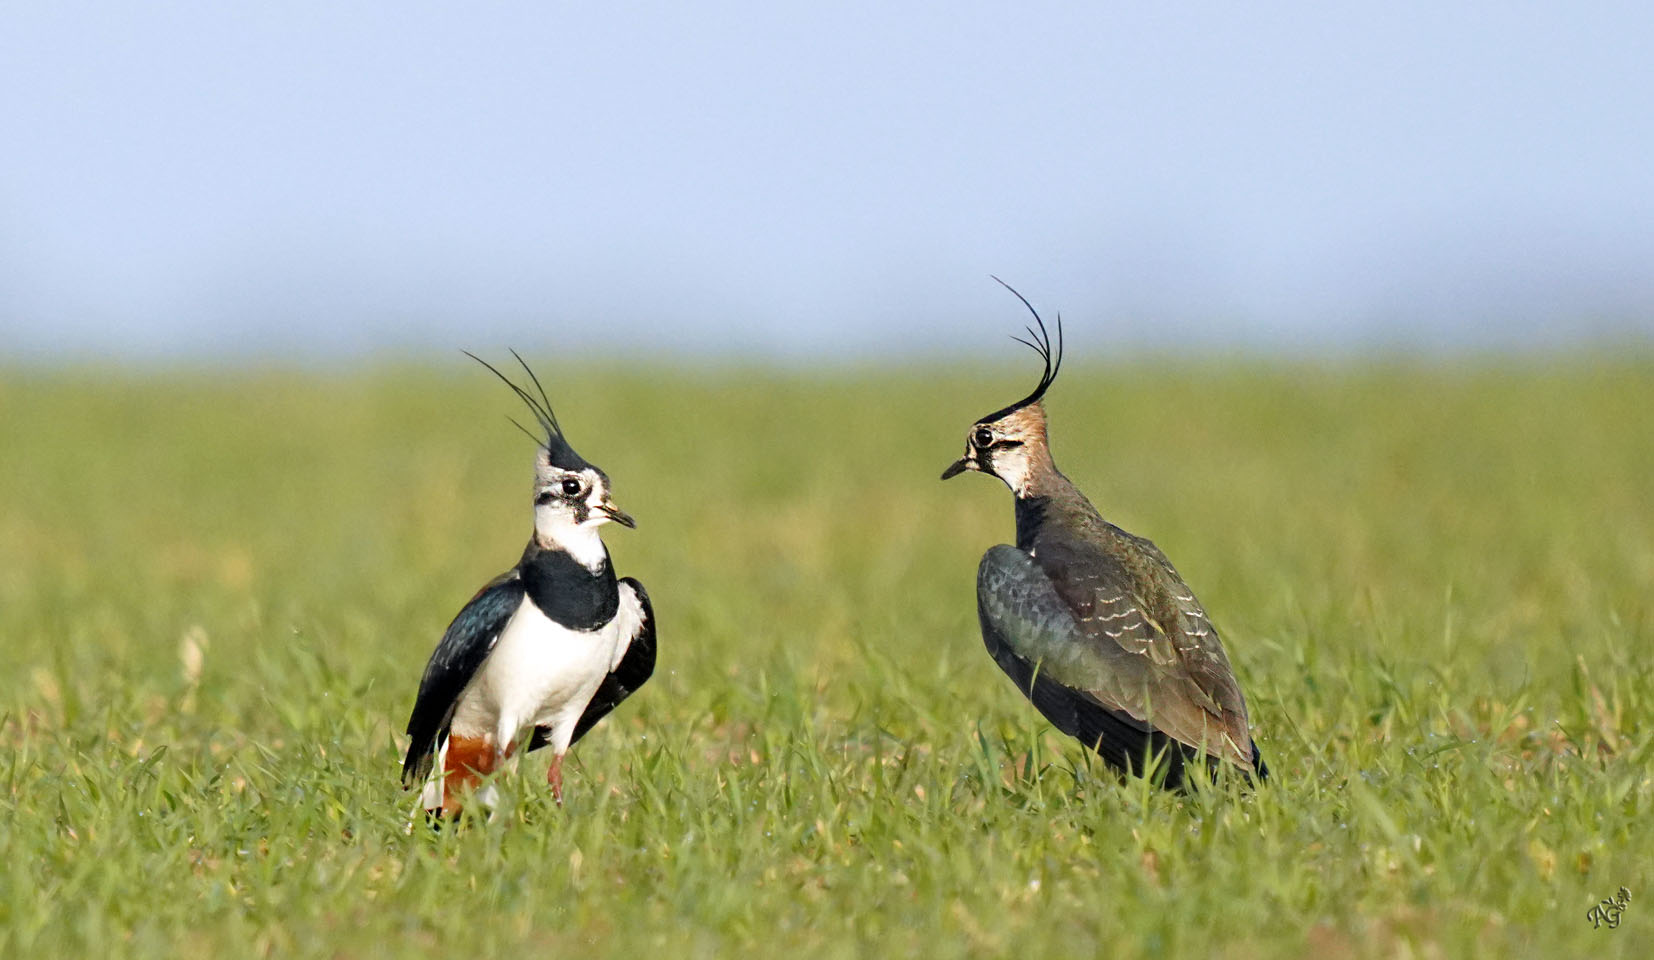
[449,599,622,752]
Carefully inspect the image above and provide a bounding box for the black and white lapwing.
[942,284,1266,788]
[401,352,656,814]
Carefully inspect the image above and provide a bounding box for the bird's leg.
[546,753,564,806]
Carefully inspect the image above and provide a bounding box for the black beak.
[597,503,636,528]
[941,456,975,480]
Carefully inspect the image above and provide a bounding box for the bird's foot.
[547,754,564,806]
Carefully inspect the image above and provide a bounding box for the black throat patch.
[518,543,620,630]
[1014,495,1050,552]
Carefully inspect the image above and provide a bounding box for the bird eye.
[561,478,583,497]
[973,427,994,448]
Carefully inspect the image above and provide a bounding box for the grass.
[0,356,1650,958]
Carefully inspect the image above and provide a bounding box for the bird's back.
[994,482,1261,777]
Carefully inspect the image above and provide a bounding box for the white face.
[533,465,634,533]
[965,421,1036,494]
[942,401,1049,495]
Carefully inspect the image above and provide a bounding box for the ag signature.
[1586,887,1631,930]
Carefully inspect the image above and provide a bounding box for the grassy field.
[1,356,1651,958]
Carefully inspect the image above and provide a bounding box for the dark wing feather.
[1036,533,1255,764]
[400,571,525,787]
[527,576,656,753]
[976,544,1260,778]
[981,625,1204,786]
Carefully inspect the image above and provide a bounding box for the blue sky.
[3,2,1651,361]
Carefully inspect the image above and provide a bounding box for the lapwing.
[401,352,656,814]
[942,284,1266,788]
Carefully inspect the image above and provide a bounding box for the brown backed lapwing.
[942,283,1265,788]
[401,352,656,814]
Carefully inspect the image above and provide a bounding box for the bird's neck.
[533,521,608,572]
[1013,464,1101,552]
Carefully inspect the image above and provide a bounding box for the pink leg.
[547,753,564,806]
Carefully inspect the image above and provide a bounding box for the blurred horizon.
[4,2,1652,364]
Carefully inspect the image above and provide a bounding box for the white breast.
[448,598,624,754]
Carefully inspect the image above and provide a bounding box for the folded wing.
[401,571,526,787]
[976,544,1256,779]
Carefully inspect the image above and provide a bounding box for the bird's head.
[466,351,635,549]
[532,449,634,534]
[941,281,1062,497]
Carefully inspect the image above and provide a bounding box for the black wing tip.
[1140,737,1270,790]
[401,728,439,788]
[400,752,430,790]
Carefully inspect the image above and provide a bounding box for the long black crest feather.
[505,416,544,446]
[508,347,562,437]
[983,277,1064,421]
[462,350,563,445]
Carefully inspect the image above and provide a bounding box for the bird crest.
[979,277,1064,426]
[463,350,590,472]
